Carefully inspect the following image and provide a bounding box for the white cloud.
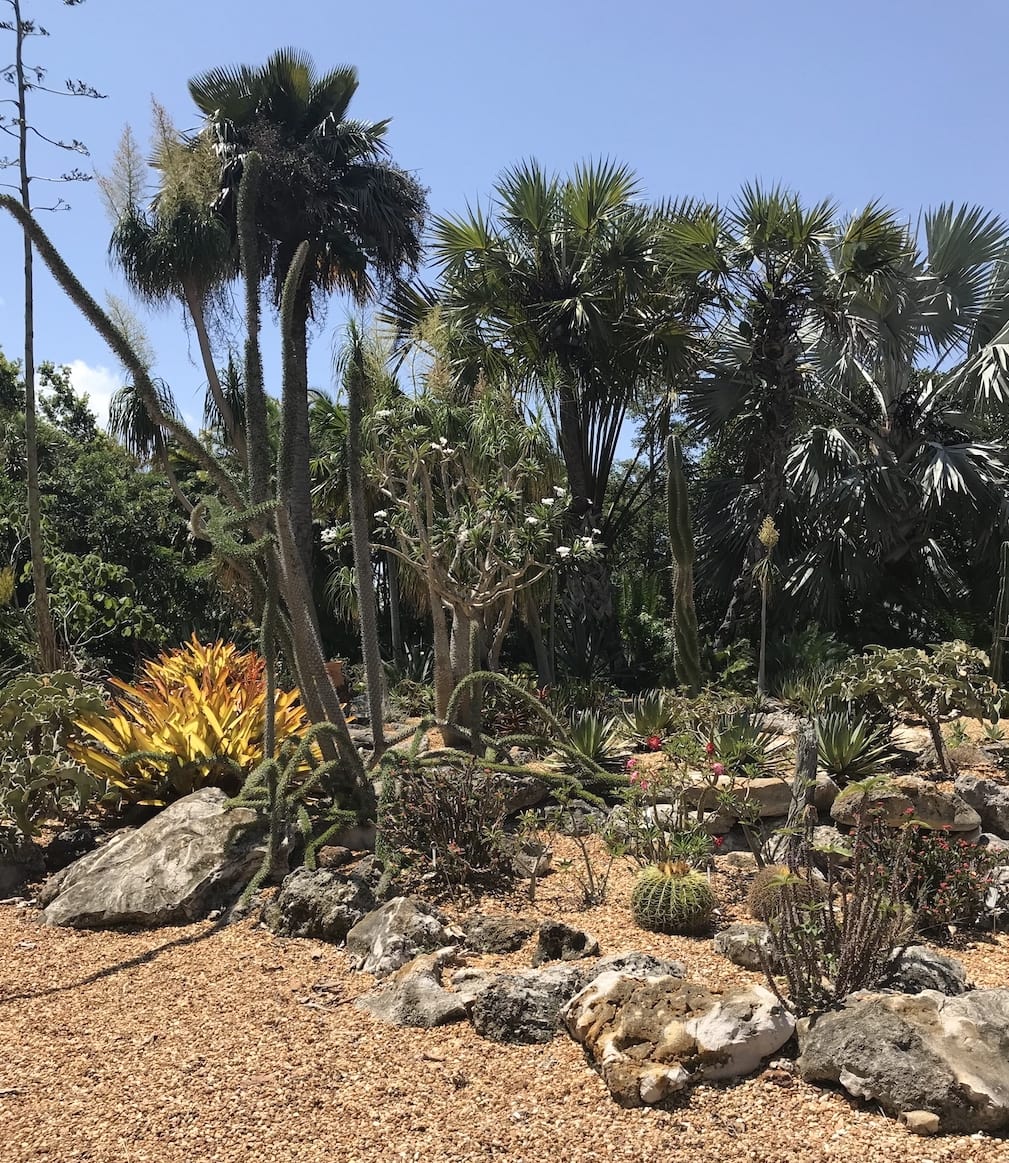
[63,360,122,430]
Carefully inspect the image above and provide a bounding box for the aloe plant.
[815,711,895,783]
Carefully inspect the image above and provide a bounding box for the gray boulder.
[355,948,468,1027]
[346,897,459,978]
[456,963,584,1044]
[562,972,794,1107]
[590,951,686,979]
[0,839,45,897]
[884,945,970,996]
[798,988,1009,1133]
[463,914,536,953]
[531,920,600,966]
[954,774,1009,838]
[38,788,270,928]
[714,923,775,972]
[265,865,375,943]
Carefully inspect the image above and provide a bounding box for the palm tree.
[666,185,910,644]
[102,111,243,460]
[783,204,1009,638]
[188,48,427,582]
[424,159,697,667]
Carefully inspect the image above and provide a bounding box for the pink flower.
[625,757,639,772]
[711,762,726,777]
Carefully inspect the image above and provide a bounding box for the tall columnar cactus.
[992,541,1009,684]
[666,434,703,694]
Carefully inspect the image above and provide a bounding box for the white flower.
[525,516,540,526]
[553,485,566,496]
[591,528,602,536]
[375,409,393,419]
[555,546,571,558]
[540,498,555,506]
[374,510,388,519]
[320,527,340,546]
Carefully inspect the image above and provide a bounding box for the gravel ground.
[3,839,1009,1163]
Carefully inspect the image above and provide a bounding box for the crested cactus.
[631,860,715,935]
[666,434,703,694]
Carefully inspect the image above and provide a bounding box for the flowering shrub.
[887,821,998,940]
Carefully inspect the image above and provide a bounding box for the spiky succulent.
[631,860,716,935]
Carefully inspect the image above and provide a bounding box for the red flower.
[646,734,663,751]
[713,836,724,848]
[705,740,716,756]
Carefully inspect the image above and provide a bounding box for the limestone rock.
[499,774,549,816]
[531,920,599,966]
[590,952,686,980]
[355,948,468,1027]
[266,865,375,944]
[457,963,584,1044]
[884,945,970,996]
[561,972,794,1106]
[812,774,841,811]
[953,774,1009,839]
[38,788,270,928]
[798,988,1009,1132]
[831,776,980,833]
[463,914,536,954]
[346,897,459,978]
[714,923,775,972]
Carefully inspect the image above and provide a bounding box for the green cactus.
[992,541,1009,684]
[666,434,703,694]
[631,860,716,935]
[747,864,824,923]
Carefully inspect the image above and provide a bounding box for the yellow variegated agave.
[71,635,308,805]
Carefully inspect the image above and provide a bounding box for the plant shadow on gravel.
[0,917,228,1006]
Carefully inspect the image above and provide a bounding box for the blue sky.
[2,0,1008,428]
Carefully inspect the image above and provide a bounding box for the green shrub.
[747,864,824,923]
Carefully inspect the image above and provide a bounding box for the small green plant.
[0,671,105,852]
[709,712,789,779]
[631,859,716,935]
[620,756,715,868]
[945,719,970,750]
[621,689,678,746]
[563,709,629,771]
[983,719,1006,744]
[759,785,916,1015]
[815,711,895,783]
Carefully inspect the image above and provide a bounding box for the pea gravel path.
[2,846,1009,1163]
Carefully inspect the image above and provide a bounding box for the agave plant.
[815,711,895,783]
[72,636,309,805]
[622,689,678,746]
[710,712,789,778]
[562,710,629,771]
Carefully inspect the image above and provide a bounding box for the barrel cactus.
[747,864,824,923]
[631,860,715,935]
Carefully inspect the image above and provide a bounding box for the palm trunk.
[279,287,316,589]
[182,280,246,465]
[14,1,56,673]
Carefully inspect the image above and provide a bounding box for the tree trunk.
[182,280,246,464]
[14,1,57,673]
[448,607,476,747]
[347,354,385,759]
[279,287,316,589]
[428,573,453,723]
[522,589,553,687]
[387,550,404,670]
